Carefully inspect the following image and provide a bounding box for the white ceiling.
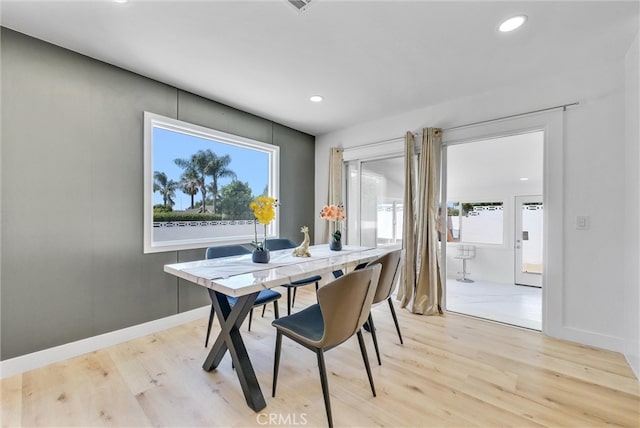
[1,1,638,136]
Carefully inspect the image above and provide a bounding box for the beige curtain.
[399,132,416,308]
[324,147,343,243]
[400,128,443,315]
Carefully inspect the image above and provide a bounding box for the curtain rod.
[342,101,579,151]
[443,101,580,131]
[341,135,405,153]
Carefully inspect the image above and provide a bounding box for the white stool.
[455,245,476,283]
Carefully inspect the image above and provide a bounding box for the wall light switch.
[576,216,590,230]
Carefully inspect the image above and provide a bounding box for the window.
[143,112,279,253]
[447,201,504,244]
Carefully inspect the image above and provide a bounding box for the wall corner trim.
[0,306,210,379]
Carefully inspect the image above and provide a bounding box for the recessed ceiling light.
[499,15,527,32]
[520,177,529,181]
[113,0,129,3]
[309,95,324,103]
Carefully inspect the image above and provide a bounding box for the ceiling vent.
[287,0,313,12]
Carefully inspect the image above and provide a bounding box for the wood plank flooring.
[2,287,638,427]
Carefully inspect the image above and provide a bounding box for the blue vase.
[252,249,270,263]
[330,240,342,251]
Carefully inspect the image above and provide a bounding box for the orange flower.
[321,203,346,242]
[320,204,339,221]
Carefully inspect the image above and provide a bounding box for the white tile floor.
[445,279,542,330]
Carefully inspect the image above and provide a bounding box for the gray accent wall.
[0,28,315,360]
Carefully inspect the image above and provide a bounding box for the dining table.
[163,244,397,412]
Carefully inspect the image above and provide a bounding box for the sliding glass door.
[346,156,404,247]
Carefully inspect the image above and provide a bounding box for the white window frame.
[143,112,280,253]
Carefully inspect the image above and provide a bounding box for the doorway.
[515,195,543,287]
[444,130,543,330]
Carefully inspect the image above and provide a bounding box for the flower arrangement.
[249,196,278,253]
[320,203,346,245]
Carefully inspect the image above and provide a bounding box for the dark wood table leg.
[202,290,266,412]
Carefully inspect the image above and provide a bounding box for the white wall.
[623,32,639,378]
[315,60,630,354]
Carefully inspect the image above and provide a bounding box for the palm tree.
[175,150,213,211]
[174,150,236,213]
[153,171,177,208]
[179,168,200,209]
[206,153,236,213]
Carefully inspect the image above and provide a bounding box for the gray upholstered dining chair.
[364,249,404,365]
[204,245,282,347]
[265,238,321,315]
[271,264,382,428]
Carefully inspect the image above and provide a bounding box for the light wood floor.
[2,287,639,427]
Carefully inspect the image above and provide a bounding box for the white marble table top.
[164,244,398,297]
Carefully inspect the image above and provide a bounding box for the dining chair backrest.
[205,245,251,259]
[369,249,403,305]
[315,264,381,349]
[264,238,297,251]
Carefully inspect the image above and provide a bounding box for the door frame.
[440,109,565,336]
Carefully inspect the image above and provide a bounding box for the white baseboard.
[547,324,625,354]
[625,353,640,381]
[0,306,210,379]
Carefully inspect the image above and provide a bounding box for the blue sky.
[153,127,268,210]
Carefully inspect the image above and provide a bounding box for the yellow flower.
[250,196,277,225]
[249,196,279,250]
